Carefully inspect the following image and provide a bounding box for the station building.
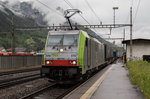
[122,38,150,62]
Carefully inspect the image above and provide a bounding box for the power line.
[64,0,102,34]
[36,0,63,17]
[84,0,102,23]
[133,0,141,23]
[79,14,91,25]
[125,0,135,23]
[84,0,102,34]
[64,0,74,8]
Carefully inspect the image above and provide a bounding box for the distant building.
[122,39,150,61]
[6,47,27,52]
[0,47,6,52]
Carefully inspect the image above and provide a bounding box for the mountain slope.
[0,2,48,51]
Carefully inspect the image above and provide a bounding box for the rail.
[20,83,56,99]
[0,73,41,89]
[0,67,40,76]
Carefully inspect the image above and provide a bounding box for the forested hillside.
[0,2,48,51]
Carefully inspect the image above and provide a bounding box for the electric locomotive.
[41,30,106,83]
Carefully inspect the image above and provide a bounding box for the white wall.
[126,41,150,60]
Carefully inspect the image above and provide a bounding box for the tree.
[25,38,35,52]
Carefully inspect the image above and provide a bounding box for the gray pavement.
[63,64,112,99]
[91,60,144,99]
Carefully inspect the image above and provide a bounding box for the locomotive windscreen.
[47,34,79,46]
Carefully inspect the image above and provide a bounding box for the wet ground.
[63,60,144,99]
[91,61,144,99]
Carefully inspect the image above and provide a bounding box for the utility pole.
[123,28,125,49]
[130,7,133,60]
[12,13,15,55]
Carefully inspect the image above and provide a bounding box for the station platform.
[63,60,144,99]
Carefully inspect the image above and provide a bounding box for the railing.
[0,55,42,69]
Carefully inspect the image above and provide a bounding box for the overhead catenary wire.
[79,14,91,25]
[36,0,63,17]
[64,0,74,8]
[125,0,141,23]
[84,0,102,23]
[125,0,135,23]
[36,0,99,33]
[63,0,101,34]
[63,0,105,34]
[84,0,103,34]
[133,0,141,23]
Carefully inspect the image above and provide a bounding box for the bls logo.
[71,54,76,57]
[45,54,51,58]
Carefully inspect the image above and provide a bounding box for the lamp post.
[113,7,119,26]
[123,28,125,49]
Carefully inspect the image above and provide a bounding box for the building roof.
[6,47,27,52]
[122,38,150,44]
[0,48,4,51]
[0,47,5,51]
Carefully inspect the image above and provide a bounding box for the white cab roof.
[48,30,80,35]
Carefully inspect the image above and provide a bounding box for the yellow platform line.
[80,65,113,99]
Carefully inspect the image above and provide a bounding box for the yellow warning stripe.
[80,65,113,99]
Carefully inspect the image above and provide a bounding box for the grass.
[127,60,150,99]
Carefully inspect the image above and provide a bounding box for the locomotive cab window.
[47,34,79,46]
[63,35,78,46]
[47,35,63,46]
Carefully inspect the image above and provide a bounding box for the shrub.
[127,60,150,99]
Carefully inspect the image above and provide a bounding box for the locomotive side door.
[87,38,91,68]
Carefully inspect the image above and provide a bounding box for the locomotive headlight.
[46,60,53,64]
[69,60,76,65]
[72,61,76,65]
[60,49,64,52]
[46,61,50,64]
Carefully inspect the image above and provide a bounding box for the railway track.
[16,62,115,99]
[0,73,41,89]
[18,74,97,99]
[0,67,41,89]
[19,83,78,99]
[20,83,57,99]
[18,62,112,99]
[56,82,85,99]
[0,67,41,76]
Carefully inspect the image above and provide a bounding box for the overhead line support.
[12,13,15,55]
[15,24,131,31]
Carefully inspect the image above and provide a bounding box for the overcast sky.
[1,0,149,45]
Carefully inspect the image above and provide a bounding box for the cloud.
[30,0,66,25]
[1,0,150,41]
[3,0,20,6]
